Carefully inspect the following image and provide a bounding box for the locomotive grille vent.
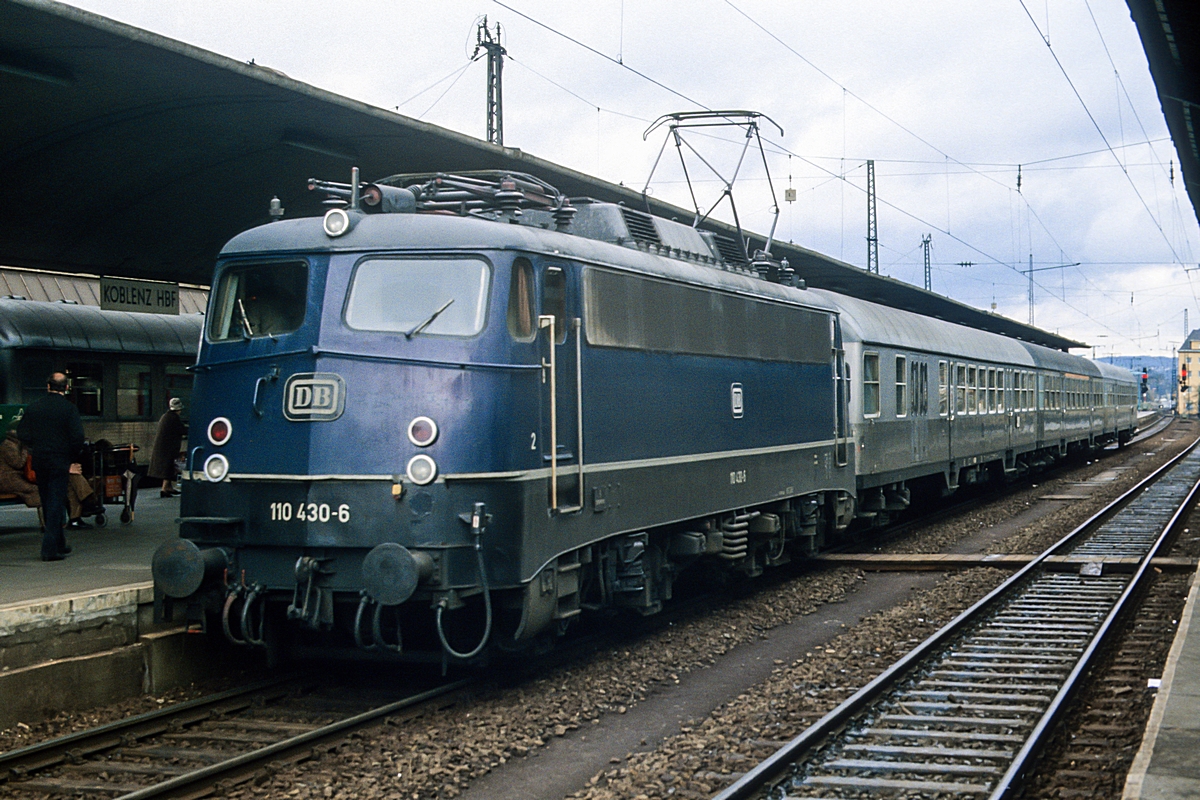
[711,233,748,266]
[619,207,663,246]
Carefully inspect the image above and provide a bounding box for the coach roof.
[0,299,202,356]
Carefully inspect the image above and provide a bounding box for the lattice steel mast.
[866,159,878,273]
[474,18,505,146]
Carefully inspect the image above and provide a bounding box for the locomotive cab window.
[345,257,489,337]
[210,261,308,341]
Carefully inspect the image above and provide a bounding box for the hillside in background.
[1099,356,1174,405]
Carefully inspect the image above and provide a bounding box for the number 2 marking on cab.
[269,502,351,523]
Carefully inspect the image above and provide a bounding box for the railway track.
[714,433,1200,800]
[0,674,473,799]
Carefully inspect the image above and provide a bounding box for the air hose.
[435,502,493,660]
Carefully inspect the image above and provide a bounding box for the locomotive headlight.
[203,453,230,482]
[207,417,232,446]
[407,416,439,447]
[406,454,437,486]
[323,207,352,237]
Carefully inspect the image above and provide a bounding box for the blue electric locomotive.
[152,170,1136,661]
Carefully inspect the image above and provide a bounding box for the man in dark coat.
[148,397,187,497]
[17,372,85,561]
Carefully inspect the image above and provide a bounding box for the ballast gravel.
[1,420,1193,800]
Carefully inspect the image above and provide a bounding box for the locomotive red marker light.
[407,416,439,447]
[207,417,232,446]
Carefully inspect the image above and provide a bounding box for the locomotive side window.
[583,268,829,363]
[210,261,308,341]
[862,353,880,417]
[345,258,489,337]
[543,266,567,344]
[507,258,536,341]
[895,355,907,417]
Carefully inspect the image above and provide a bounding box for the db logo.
[283,373,345,421]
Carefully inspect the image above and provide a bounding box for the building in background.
[1179,331,1200,416]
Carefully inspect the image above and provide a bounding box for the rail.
[715,432,1200,800]
[0,675,474,799]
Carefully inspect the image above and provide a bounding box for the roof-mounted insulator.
[553,200,576,232]
[751,253,804,288]
[494,176,523,220]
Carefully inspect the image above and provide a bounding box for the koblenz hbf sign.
[100,276,180,315]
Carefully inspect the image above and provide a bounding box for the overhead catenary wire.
[486,1,1165,348]
[1017,0,1184,266]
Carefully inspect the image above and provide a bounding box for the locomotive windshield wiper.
[236,298,254,339]
[406,298,455,339]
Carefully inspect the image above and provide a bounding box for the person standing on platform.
[16,372,85,561]
[148,397,186,497]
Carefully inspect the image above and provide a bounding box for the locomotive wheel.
[94,512,106,528]
[120,508,133,525]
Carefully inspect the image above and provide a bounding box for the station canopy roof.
[0,0,1084,351]
[1126,0,1200,231]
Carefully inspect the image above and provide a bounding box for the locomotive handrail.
[557,317,586,515]
[539,314,559,511]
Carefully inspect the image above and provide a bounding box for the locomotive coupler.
[287,555,335,630]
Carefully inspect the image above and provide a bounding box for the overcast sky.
[67,0,1200,357]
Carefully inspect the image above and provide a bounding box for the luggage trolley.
[86,440,145,525]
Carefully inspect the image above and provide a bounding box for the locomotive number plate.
[269,502,351,523]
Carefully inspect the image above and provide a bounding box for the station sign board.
[100,276,180,315]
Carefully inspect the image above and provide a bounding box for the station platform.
[1125,561,1200,799]
[0,492,177,609]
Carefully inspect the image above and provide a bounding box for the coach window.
[543,266,567,344]
[507,258,536,341]
[66,362,103,417]
[987,368,996,413]
[919,363,929,414]
[895,355,907,417]
[966,366,977,414]
[938,361,949,416]
[998,370,1006,413]
[863,353,880,417]
[166,365,192,422]
[909,361,917,415]
[956,364,967,414]
[117,363,152,419]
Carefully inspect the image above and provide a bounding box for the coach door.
[538,263,583,513]
[833,318,849,467]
